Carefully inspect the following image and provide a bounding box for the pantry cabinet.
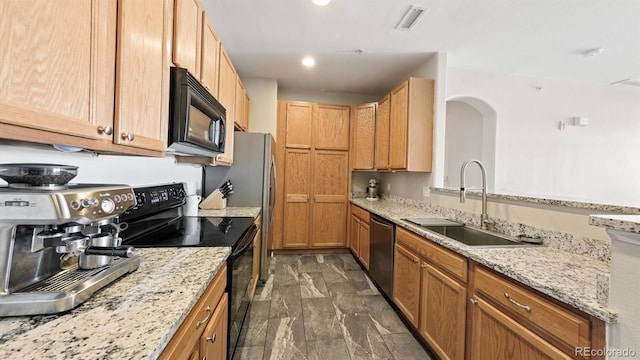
[351,103,376,170]
[350,205,370,269]
[277,101,350,249]
[160,264,228,360]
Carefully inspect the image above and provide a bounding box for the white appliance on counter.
[203,132,276,284]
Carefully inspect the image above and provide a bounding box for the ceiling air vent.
[396,5,428,30]
[611,78,640,87]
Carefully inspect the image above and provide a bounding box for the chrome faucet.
[460,159,490,230]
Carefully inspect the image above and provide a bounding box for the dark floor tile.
[238,300,270,347]
[338,313,393,360]
[277,254,304,264]
[302,297,342,341]
[254,273,274,301]
[360,296,409,335]
[382,333,433,360]
[297,255,322,273]
[274,263,300,285]
[270,284,302,319]
[306,339,351,360]
[315,254,344,265]
[331,291,368,315]
[339,253,363,270]
[233,346,265,360]
[300,272,329,298]
[320,263,351,283]
[263,316,308,360]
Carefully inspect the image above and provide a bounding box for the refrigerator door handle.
[270,155,277,225]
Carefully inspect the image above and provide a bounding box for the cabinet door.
[374,95,390,170]
[200,13,219,97]
[350,215,360,256]
[0,0,115,141]
[285,102,314,148]
[311,150,348,247]
[389,80,409,169]
[420,263,466,360]
[358,221,370,270]
[215,45,236,165]
[200,293,229,360]
[173,0,202,78]
[235,76,248,131]
[251,228,261,298]
[314,104,350,150]
[352,103,376,170]
[283,148,311,248]
[115,0,170,152]
[470,297,571,360]
[392,243,421,328]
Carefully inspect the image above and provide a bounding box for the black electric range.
[119,183,257,360]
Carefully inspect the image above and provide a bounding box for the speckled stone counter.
[351,198,617,323]
[0,247,231,359]
[198,206,261,218]
[589,215,640,234]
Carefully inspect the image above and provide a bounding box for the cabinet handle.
[206,334,217,343]
[412,258,419,263]
[504,293,532,312]
[121,132,134,141]
[195,306,212,329]
[97,125,113,135]
[420,263,426,268]
[469,299,477,305]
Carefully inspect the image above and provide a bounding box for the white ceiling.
[202,0,640,96]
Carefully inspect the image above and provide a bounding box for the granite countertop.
[589,214,640,234]
[198,206,261,218]
[0,247,231,359]
[351,198,617,323]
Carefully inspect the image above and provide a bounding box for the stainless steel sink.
[402,218,542,248]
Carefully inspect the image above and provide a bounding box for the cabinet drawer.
[160,264,227,359]
[474,266,590,350]
[396,227,467,283]
[351,205,370,223]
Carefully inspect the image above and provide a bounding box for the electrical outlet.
[422,186,430,197]
[387,183,391,191]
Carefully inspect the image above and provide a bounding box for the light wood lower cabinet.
[392,243,421,328]
[160,264,228,360]
[349,205,370,269]
[250,216,262,299]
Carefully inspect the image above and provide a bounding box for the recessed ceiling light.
[311,0,331,6]
[302,56,316,68]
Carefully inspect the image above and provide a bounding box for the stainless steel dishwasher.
[369,214,395,299]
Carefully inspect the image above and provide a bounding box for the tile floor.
[233,253,434,360]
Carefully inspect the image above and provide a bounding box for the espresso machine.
[0,164,140,316]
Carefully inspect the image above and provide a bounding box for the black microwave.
[168,67,226,156]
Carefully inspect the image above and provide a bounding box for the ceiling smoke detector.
[396,5,429,30]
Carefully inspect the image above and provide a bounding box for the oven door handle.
[232,224,258,257]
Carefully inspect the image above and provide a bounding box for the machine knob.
[90,198,99,207]
[101,198,115,213]
[81,199,92,208]
[70,200,81,210]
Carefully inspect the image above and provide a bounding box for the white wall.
[244,77,278,139]
[444,101,484,188]
[0,144,203,193]
[447,68,640,207]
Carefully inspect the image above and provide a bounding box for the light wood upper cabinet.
[315,104,350,150]
[284,102,314,148]
[0,0,115,142]
[172,0,202,79]
[388,77,434,171]
[351,102,376,170]
[200,13,220,96]
[375,94,391,170]
[114,0,171,152]
[234,76,250,131]
[214,44,237,165]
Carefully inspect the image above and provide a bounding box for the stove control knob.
[70,200,81,211]
[101,198,115,214]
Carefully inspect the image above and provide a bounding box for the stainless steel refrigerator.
[203,131,276,284]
